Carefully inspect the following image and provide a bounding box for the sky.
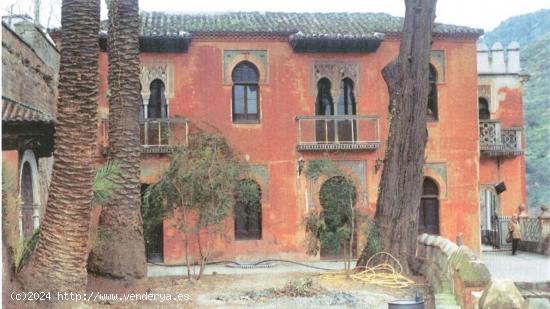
[2,0,550,32]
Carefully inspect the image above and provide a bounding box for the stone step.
[435,305,461,309]
[527,298,550,309]
[434,293,459,306]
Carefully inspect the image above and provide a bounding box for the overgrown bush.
[303,159,368,271]
[143,129,247,279]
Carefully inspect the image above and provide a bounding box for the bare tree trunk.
[357,0,437,274]
[18,0,100,293]
[348,194,354,272]
[88,0,146,279]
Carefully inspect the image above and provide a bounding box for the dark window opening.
[21,162,34,239]
[315,78,334,142]
[145,79,168,119]
[427,64,438,121]
[478,97,490,120]
[232,61,260,123]
[336,78,358,142]
[419,177,440,235]
[141,184,164,263]
[234,179,262,240]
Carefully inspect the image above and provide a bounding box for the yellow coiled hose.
[321,252,415,288]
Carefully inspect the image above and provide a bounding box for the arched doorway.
[234,179,262,240]
[319,176,357,258]
[19,149,40,240]
[419,177,439,235]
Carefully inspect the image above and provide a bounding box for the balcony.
[296,115,380,151]
[101,117,188,155]
[479,120,523,157]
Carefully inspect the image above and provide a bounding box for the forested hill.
[482,9,550,209]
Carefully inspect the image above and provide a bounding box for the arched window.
[316,78,334,142]
[147,79,168,119]
[478,97,490,120]
[234,179,262,240]
[427,64,438,120]
[336,78,357,142]
[337,78,357,116]
[419,177,439,235]
[232,61,260,123]
[316,78,333,116]
[20,162,34,239]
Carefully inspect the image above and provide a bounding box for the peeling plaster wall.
[95,36,484,262]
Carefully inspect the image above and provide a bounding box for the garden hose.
[320,252,415,289]
[150,253,415,288]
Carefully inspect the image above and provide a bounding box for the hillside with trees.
[482,9,550,210]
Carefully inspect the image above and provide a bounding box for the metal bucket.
[388,299,425,309]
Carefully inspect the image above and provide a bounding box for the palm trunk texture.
[357,0,437,273]
[88,0,147,279]
[17,0,101,293]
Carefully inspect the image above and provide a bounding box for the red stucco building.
[3,13,500,263]
[88,12,525,263]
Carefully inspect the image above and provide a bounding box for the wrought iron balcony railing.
[479,120,522,157]
[101,117,188,154]
[296,115,380,151]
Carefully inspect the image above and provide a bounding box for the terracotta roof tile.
[2,96,54,123]
[101,11,483,38]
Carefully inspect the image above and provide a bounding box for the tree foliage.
[91,160,121,205]
[143,130,245,279]
[303,159,365,271]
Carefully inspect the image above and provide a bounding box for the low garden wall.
[415,233,491,309]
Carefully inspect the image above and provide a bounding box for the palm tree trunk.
[17,0,100,293]
[88,0,146,278]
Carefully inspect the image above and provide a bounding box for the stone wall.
[1,22,58,117]
[415,234,491,309]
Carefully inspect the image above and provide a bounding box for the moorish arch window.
[147,79,168,119]
[427,64,438,121]
[419,177,440,235]
[336,78,358,142]
[478,97,490,120]
[234,179,262,240]
[232,61,260,123]
[315,78,334,142]
[316,78,334,116]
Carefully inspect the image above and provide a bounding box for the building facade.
[477,41,527,246]
[91,12,525,264]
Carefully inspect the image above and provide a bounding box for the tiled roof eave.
[2,96,55,124]
[384,30,484,40]
[289,33,384,53]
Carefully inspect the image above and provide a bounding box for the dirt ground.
[4,272,434,309]
[6,271,435,308]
